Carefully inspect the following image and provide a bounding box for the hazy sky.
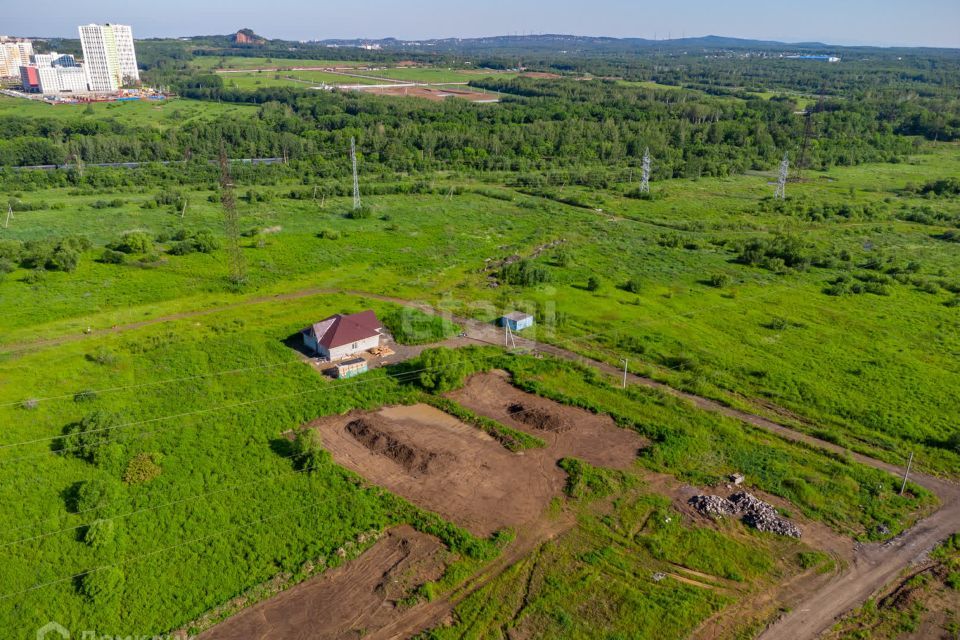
[6,0,959,48]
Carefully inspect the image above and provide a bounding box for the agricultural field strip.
[0,489,332,602]
[2,393,565,547]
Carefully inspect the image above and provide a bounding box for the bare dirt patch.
[198,525,447,640]
[360,86,498,102]
[521,71,562,79]
[311,391,646,537]
[507,402,570,432]
[448,370,647,468]
[311,403,554,536]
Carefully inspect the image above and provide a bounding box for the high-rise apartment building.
[20,52,88,95]
[0,37,34,77]
[79,23,139,93]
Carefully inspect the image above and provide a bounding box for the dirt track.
[197,525,447,640]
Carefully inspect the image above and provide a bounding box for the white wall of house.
[326,335,380,361]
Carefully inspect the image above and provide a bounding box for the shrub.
[79,566,125,622]
[767,317,789,331]
[346,205,373,219]
[623,278,642,293]
[74,389,98,403]
[417,347,472,393]
[61,411,123,468]
[586,275,602,292]
[291,430,329,472]
[0,239,23,263]
[708,273,730,288]
[100,249,126,265]
[83,519,118,550]
[87,348,119,366]
[122,452,163,484]
[736,234,810,272]
[112,231,153,254]
[192,230,220,253]
[73,479,122,513]
[552,246,572,267]
[499,259,550,287]
[316,229,341,240]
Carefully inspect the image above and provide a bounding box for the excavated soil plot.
[199,525,446,640]
[344,417,452,476]
[360,86,498,102]
[507,402,571,432]
[449,370,648,468]
[313,392,645,537]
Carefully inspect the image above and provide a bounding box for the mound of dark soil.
[507,402,571,432]
[346,418,450,476]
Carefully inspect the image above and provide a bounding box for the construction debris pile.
[689,491,802,538]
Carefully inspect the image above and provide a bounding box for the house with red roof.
[301,310,383,361]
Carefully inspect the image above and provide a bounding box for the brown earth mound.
[345,417,451,476]
[507,402,570,432]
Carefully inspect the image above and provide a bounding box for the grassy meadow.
[0,95,255,127]
[0,90,958,636]
[3,142,957,474]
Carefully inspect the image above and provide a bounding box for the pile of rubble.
[688,490,802,538]
[688,494,737,517]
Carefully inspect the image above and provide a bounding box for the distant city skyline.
[5,0,959,49]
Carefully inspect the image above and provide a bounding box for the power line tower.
[350,137,361,211]
[794,88,826,182]
[639,147,651,194]
[774,153,789,200]
[218,146,246,286]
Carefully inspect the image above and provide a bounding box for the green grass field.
[370,67,517,84]
[217,70,383,89]
[0,95,255,126]
[2,146,958,476]
[0,139,956,635]
[192,56,370,70]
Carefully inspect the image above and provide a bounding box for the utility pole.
[504,323,516,349]
[219,146,246,286]
[774,153,789,200]
[639,148,650,194]
[350,137,361,211]
[180,199,187,219]
[899,451,914,495]
[4,203,12,229]
[621,358,628,388]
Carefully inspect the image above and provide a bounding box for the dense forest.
[2,38,957,180]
